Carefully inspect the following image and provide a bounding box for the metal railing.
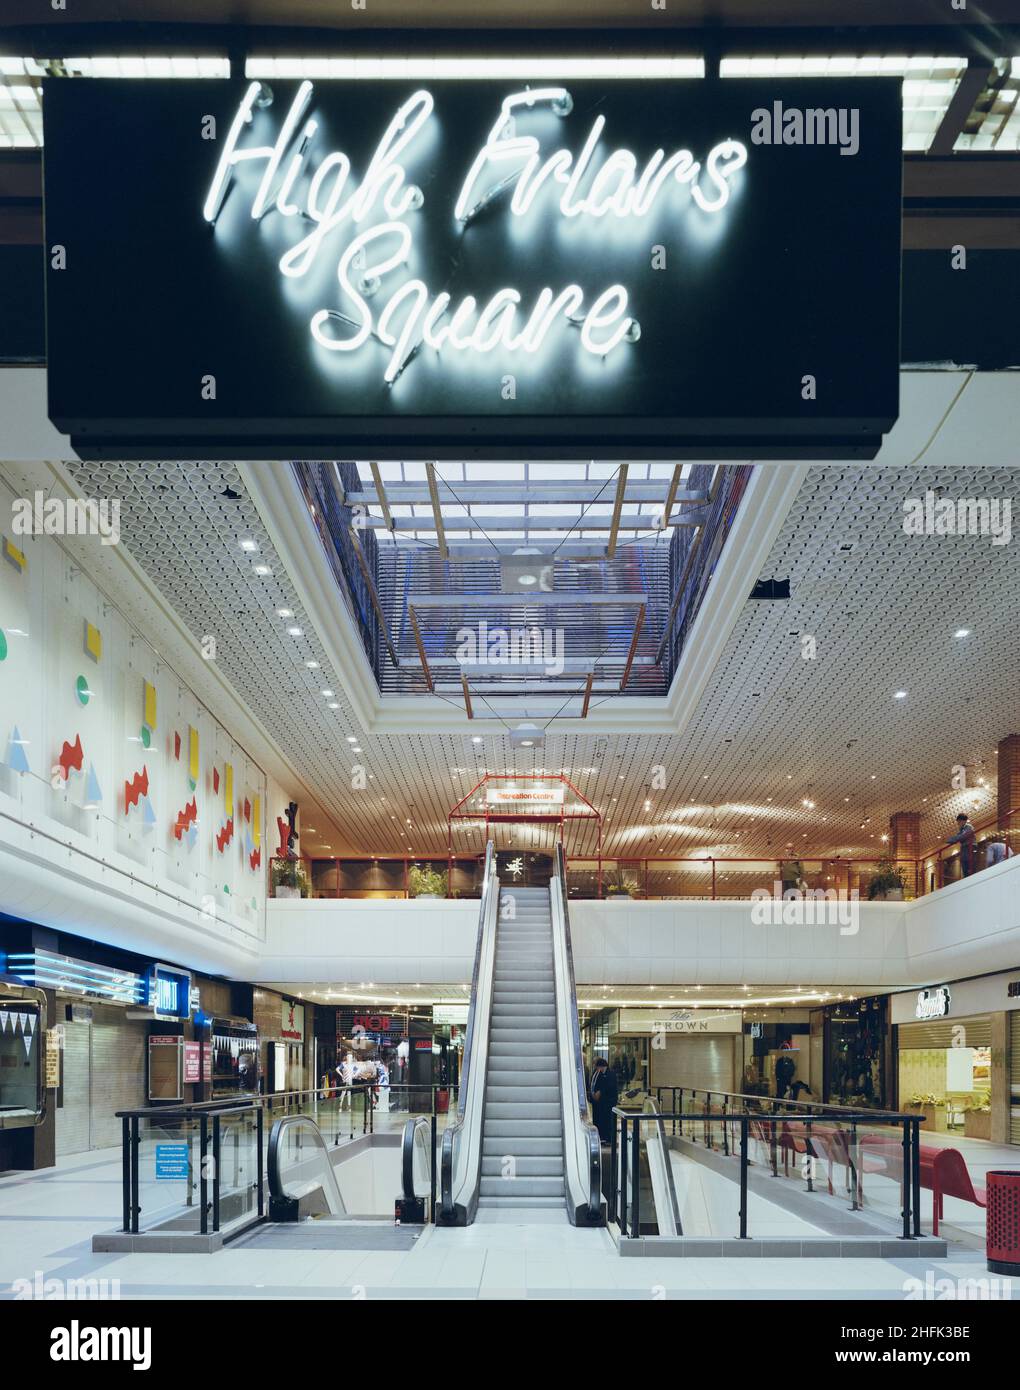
[398,1114,437,1223]
[611,1090,926,1243]
[269,807,1017,903]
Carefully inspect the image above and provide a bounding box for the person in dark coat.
[589,1055,619,1145]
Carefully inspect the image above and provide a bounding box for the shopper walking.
[946,813,976,877]
[589,1055,619,1146]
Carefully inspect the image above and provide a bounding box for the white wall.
[254,858,1020,989]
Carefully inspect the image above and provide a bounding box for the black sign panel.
[42,77,901,458]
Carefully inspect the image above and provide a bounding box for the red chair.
[929,1148,987,1235]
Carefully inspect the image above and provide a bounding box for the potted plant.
[906,1093,942,1129]
[868,857,905,901]
[604,867,641,900]
[963,1092,992,1140]
[272,859,309,899]
[407,864,447,899]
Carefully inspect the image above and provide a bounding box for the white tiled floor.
[1,1146,1016,1300]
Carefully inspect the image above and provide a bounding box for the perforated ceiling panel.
[62,462,1020,865]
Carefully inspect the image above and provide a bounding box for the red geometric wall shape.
[213,766,220,794]
[216,817,234,853]
[276,816,290,858]
[174,731,181,760]
[249,846,262,871]
[173,797,198,841]
[58,734,84,780]
[124,766,149,813]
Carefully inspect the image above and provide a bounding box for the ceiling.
[59,445,1020,866]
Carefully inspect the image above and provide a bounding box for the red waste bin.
[435,1089,450,1114]
[986,1171,1020,1275]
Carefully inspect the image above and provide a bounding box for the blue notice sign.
[155,1143,190,1181]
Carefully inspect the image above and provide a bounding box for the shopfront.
[613,1007,744,1096]
[891,970,1020,1145]
[816,995,891,1111]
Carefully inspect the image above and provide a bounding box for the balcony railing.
[269,807,1016,903]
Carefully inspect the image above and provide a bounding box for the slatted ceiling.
[62,461,1020,863]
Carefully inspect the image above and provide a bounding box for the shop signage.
[148,963,193,1021]
[618,1008,743,1035]
[486,787,565,806]
[352,1014,392,1034]
[42,76,901,459]
[281,1000,305,1041]
[915,986,951,1020]
[432,1005,470,1026]
[155,1143,190,1181]
[183,1041,202,1084]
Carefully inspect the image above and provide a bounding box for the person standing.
[947,813,976,877]
[984,835,1014,868]
[589,1055,619,1146]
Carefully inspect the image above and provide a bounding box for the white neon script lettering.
[454,87,747,221]
[202,83,747,382]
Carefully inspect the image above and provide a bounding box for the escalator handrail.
[267,1114,347,1217]
[401,1115,433,1203]
[642,1094,683,1237]
[553,844,603,1224]
[440,839,497,1221]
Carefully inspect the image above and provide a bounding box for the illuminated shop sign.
[915,986,951,1021]
[42,76,901,458]
[3,950,146,1004]
[486,787,565,806]
[147,964,193,1021]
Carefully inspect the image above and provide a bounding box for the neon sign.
[203,82,747,384]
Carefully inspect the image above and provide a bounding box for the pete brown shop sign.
[41,76,902,457]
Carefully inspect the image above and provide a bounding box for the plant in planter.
[604,867,641,899]
[407,864,448,899]
[271,859,310,899]
[868,857,906,901]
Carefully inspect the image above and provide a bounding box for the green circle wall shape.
[141,726,151,749]
[75,675,91,706]
[0,631,7,661]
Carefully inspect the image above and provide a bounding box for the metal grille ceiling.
[60,461,1020,865]
[4,54,1020,151]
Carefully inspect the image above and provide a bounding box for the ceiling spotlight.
[954,629,970,639]
[305,659,320,668]
[239,538,259,552]
[277,607,294,618]
[328,702,340,710]
[286,626,303,637]
[894,690,907,699]
[253,564,272,576]
[347,736,358,744]
[321,689,334,698]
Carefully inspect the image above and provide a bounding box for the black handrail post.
[703,1092,710,1147]
[430,1114,437,1222]
[121,1116,131,1233]
[912,1117,922,1236]
[722,1096,729,1156]
[130,1117,140,1234]
[769,1117,778,1177]
[805,1118,814,1192]
[256,1106,265,1218]
[619,1115,628,1233]
[850,1121,860,1211]
[906,1112,917,1245]
[199,1114,209,1236]
[212,1115,222,1234]
[630,1116,641,1238]
[739,1116,749,1239]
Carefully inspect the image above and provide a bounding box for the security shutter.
[897,1016,992,1049]
[88,1004,146,1150]
[651,1035,735,1092]
[1010,1014,1020,1145]
[56,1020,91,1157]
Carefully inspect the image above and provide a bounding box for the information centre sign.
[43,76,902,458]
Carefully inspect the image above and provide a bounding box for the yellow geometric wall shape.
[224,763,234,817]
[253,793,261,849]
[83,619,102,663]
[188,726,199,789]
[2,537,26,573]
[143,679,157,731]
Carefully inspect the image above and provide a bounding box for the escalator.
[267,1114,348,1221]
[438,842,603,1225]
